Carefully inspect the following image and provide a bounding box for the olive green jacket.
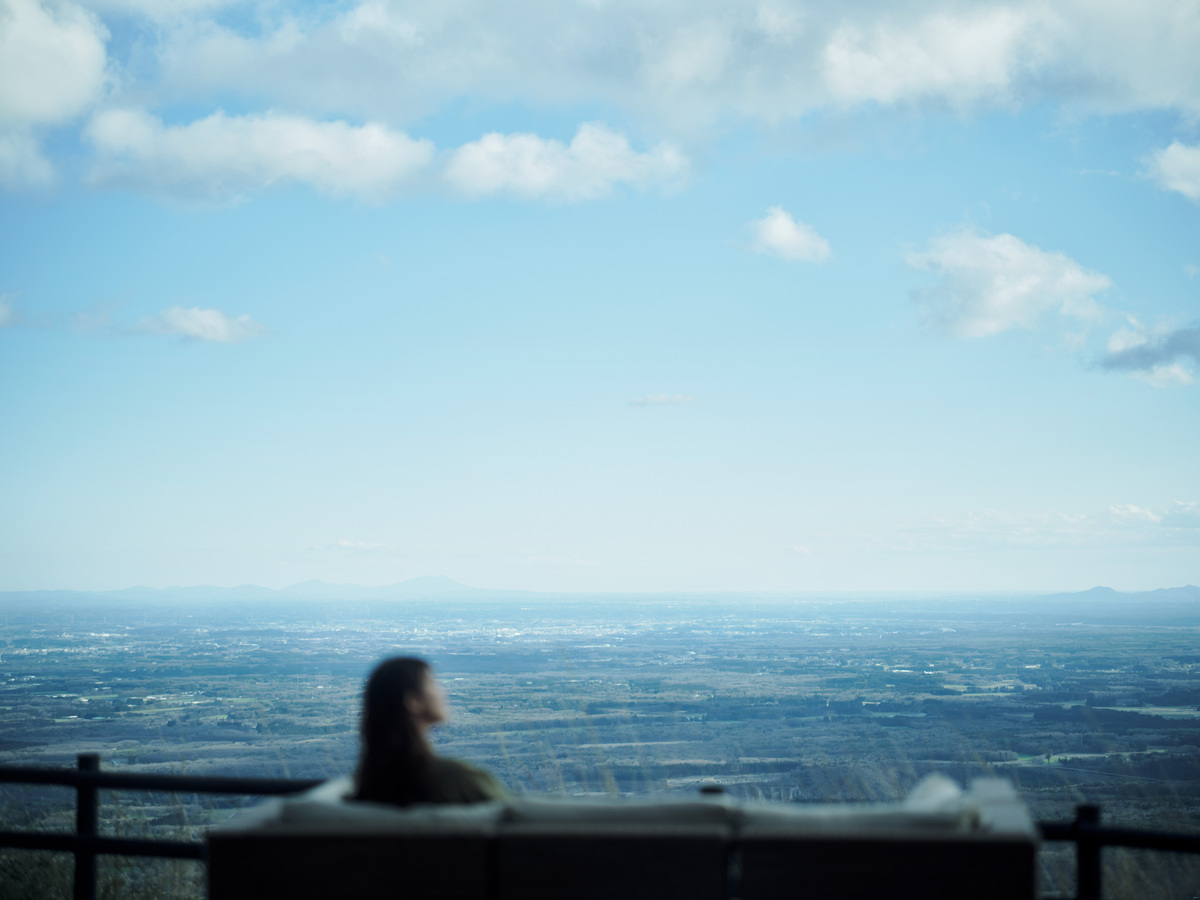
[424,756,509,804]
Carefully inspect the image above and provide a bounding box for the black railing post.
[75,753,100,900]
[1076,803,1101,900]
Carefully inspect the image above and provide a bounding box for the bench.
[207,775,1037,899]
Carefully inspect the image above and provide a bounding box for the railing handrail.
[0,753,322,900]
[3,755,1200,900]
[1039,819,1200,855]
[0,763,323,795]
[0,829,205,860]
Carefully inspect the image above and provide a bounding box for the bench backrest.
[206,776,1037,900]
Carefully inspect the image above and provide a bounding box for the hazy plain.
[2,587,1199,897]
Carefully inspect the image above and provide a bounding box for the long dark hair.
[354,656,435,806]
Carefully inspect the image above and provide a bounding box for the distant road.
[1051,765,1165,783]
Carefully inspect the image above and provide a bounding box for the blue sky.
[1,0,1198,593]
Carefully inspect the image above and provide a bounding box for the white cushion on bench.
[211,773,1031,840]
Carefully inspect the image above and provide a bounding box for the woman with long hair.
[354,656,508,807]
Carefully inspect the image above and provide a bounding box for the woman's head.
[362,656,446,740]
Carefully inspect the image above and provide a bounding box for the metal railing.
[0,753,321,900]
[1038,804,1200,900]
[3,754,1200,900]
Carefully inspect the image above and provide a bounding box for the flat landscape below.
[2,592,1199,898]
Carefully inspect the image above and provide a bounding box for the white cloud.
[444,123,686,203]
[629,393,693,407]
[149,4,818,129]
[0,0,108,189]
[1163,501,1200,529]
[121,1,1200,139]
[897,500,1200,550]
[1185,264,1199,280]
[1104,320,1147,356]
[137,306,266,342]
[1100,318,1199,387]
[84,108,434,203]
[1047,0,1200,116]
[1146,142,1200,203]
[1106,504,1162,525]
[0,0,108,128]
[0,0,1188,197]
[907,229,1111,338]
[748,206,831,263]
[7,2,1200,195]
[0,294,15,327]
[644,20,732,96]
[823,7,1035,107]
[79,108,680,205]
[755,4,806,43]
[1130,364,1195,389]
[0,127,55,189]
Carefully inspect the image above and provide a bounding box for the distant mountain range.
[0,580,1196,612]
[1033,584,1200,604]
[258,575,499,600]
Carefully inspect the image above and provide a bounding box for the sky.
[1,0,1198,594]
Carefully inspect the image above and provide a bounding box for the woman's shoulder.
[428,756,510,803]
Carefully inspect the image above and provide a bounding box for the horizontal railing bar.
[0,765,321,795]
[0,830,205,860]
[1040,821,1200,854]
[1039,822,1080,840]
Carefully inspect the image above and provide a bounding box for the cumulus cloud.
[1056,0,1200,115]
[80,109,676,206]
[907,229,1111,338]
[823,7,1035,107]
[1163,501,1200,529]
[629,393,693,407]
[1146,142,1200,203]
[0,0,108,188]
[0,0,108,127]
[1090,501,1200,531]
[1,0,1197,200]
[900,499,1200,550]
[1106,504,1162,525]
[1128,364,1195,389]
[0,128,55,189]
[137,306,266,342]
[84,109,434,203]
[748,206,831,263]
[1100,319,1200,387]
[121,1,1200,139]
[10,2,1200,196]
[444,123,686,202]
[149,4,826,128]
